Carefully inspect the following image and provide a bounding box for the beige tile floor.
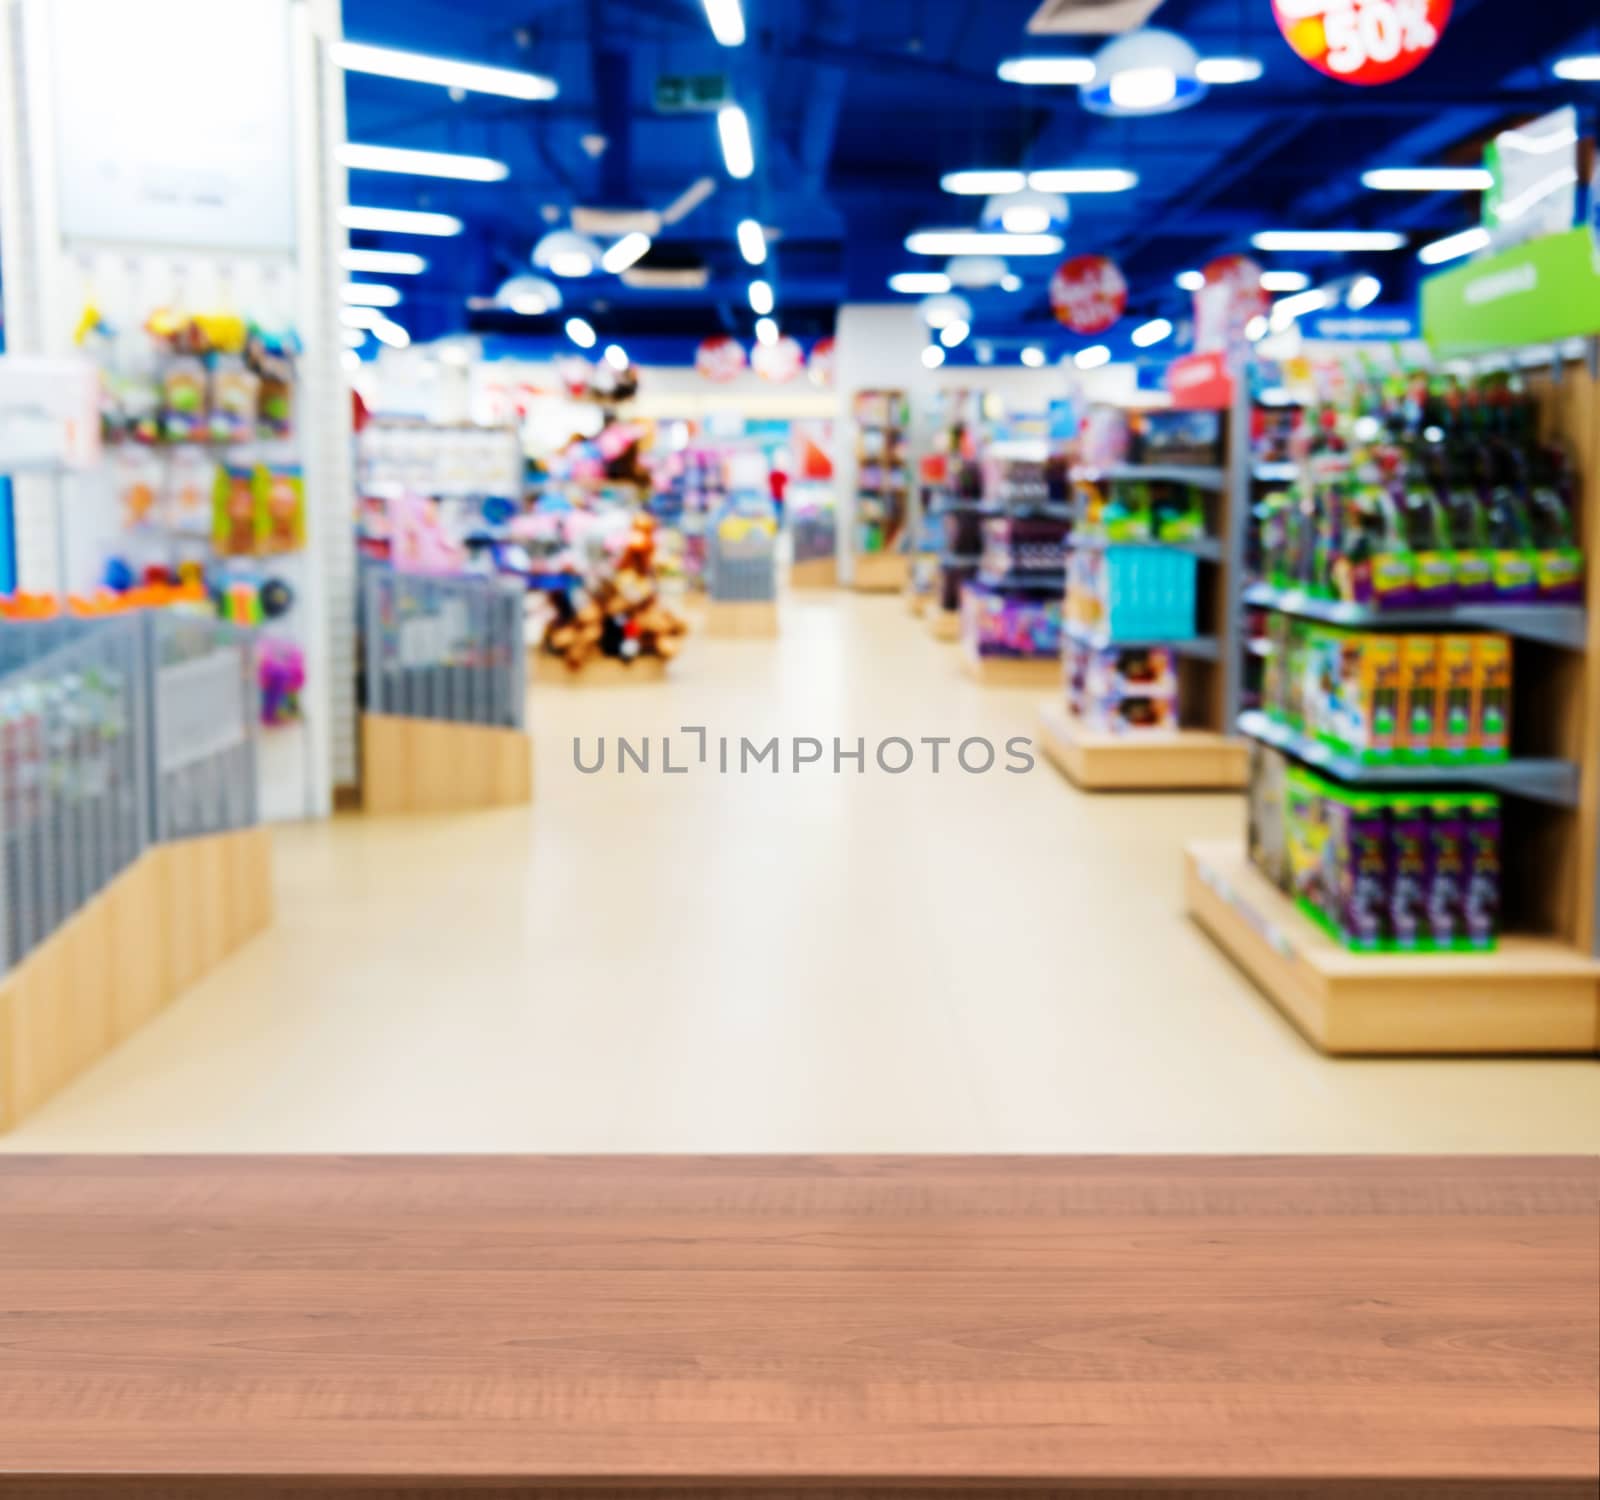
[4,591,1598,1153]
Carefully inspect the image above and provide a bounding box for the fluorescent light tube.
[889,272,951,293]
[1130,319,1171,348]
[372,318,410,348]
[340,143,508,181]
[1025,168,1138,193]
[1363,167,1493,191]
[1195,57,1262,84]
[717,106,754,179]
[905,231,1063,256]
[755,317,778,346]
[604,344,629,371]
[342,283,401,307]
[939,320,970,349]
[341,249,427,274]
[998,57,1096,85]
[342,206,463,236]
[1418,227,1490,265]
[1270,288,1331,330]
[1020,346,1045,367]
[702,0,745,46]
[921,345,945,368]
[1175,269,1205,291]
[737,219,767,265]
[1347,275,1382,309]
[1252,230,1406,252]
[1260,271,1311,292]
[565,317,597,348]
[1075,344,1112,368]
[1553,55,1600,81]
[748,280,774,315]
[600,232,651,273]
[332,41,556,100]
[941,170,1026,195]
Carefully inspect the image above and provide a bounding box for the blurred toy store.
[0,0,1598,1165]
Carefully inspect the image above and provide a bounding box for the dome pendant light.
[495,274,563,315]
[532,229,603,278]
[945,255,1010,290]
[1082,29,1206,117]
[979,189,1069,237]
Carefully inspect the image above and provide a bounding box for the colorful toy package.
[961,583,1061,659]
[1278,768,1500,953]
[256,465,306,554]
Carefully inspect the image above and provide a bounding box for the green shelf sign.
[654,73,729,113]
[1422,228,1600,357]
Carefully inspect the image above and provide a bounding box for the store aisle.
[4,594,1597,1153]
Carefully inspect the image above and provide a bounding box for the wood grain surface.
[0,1155,1594,1497]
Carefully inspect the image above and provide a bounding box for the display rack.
[1188,342,1600,1055]
[851,389,911,592]
[0,611,272,1130]
[358,567,531,814]
[704,492,779,637]
[1040,390,1250,790]
[957,447,1071,687]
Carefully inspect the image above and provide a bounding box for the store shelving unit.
[1242,582,1587,651]
[1188,344,1600,1055]
[1185,839,1599,1054]
[1041,390,1251,792]
[852,389,911,592]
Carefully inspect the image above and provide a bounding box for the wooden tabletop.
[0,1154,1595,1497]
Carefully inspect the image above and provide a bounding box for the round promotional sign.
[1048,254,1128,334]
[752,334,804,384]
[694,335,747,382]
[807,336,835,388]
[1203,254,1271,320]
[1271,0,1451,86]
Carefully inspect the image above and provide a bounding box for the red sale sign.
[694,336,747,382]
[1166,351,1234,411]
[1272,0,1451,86]
[807,336,835,388]
[1048,254,1128,334]
[752,335,804,384]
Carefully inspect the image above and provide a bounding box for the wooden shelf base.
[0,827,273,1131]
[961,651,1061,687]
[853,552,910,592]
[1039,701,1247,791]
[532,652,670,686]
[928,606,960,641]
[1186,839,1600,1056]
[788,557,837,589]
[361,714,533,815]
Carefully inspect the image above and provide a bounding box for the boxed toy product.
[1322,782,1390,953]
[1284,767,1329,924]
[1386,794,1432,952]
[1071,642,1179,735]
[1308,631,1399,761]
[1281,772,1501,953]
[1462,793,1502,951]
[1396,637,1439,761]
[1473,636,1512,759]
[1247,743,1290,892]
[1435,636,1477,758]
[961,583,1062,659]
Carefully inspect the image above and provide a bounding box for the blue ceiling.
[340,0,1600,362]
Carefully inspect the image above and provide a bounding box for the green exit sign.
[654,73,729,113]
